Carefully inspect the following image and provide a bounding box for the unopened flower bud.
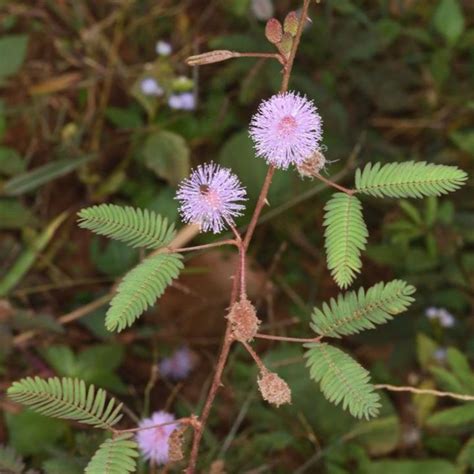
[168,425,187,463]
[265,18,283,44]
[284,11,299,36]
[257,370,292,407]
[227,299,260,342]
[278,32,293,57]
[297,149,327,178]
[186,50,236,66]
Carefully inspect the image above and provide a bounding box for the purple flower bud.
[168,93,184,109]
[156,40,172,56]
[136,411,179,465]
[179,92,196,111]
[249,91,323,169]
[140,78,164,96]
[176,162,247,234]
[425,307,455,328]
[159,347,194,380]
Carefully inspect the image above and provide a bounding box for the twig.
[12,293,112,346]
[241,341,266,371]
[255,333,322,344]
[170,240,237,253]
[114,416,197,435]
[376,384,474,402]
[314,173,355,196]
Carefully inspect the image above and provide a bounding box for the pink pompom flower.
[136,411,179,465]
[249,91,323,169]
[159,346,194,380]
[176,162,247,234]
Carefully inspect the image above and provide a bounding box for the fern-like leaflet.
[305,343,380,419]
[324,192,368,289]
[7,377,122,429]
[78,204,176,249]
[311,279,415,338]
[355,162,467,199]
[106,253,183,332]
[85,434,138,474]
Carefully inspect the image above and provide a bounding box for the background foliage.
[0,0,473,472]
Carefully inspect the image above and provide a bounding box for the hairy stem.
[315,173,355,196]
[185,2,312,471]
[255,333,323,344]
[242,341,266,371]
[170,239,237,253]
[375,384,474,402]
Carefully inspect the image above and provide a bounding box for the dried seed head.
[257,370,292,407]
[227,299,261,342]
[168,425,187,463]
[284,11,299,36]
[296,149,327,179]
[265,18,283,44]
[186,50,236,66]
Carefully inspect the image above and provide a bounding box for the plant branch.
[255,333,323,344]
[314,173,355,196]
[114,416,198,435]
[170,239,237,253]
[185,2,313,471]
[375,383,474,402]
[241,341,266,371]
[281,0,311,92]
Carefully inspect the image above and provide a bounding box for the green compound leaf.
[78,204,176,249]
[106,253,183,332]
[85,434,138,474]
[7,377,122,430]
[324,193,368,289]
[305,343,381,420]
[311,280,415,338]
[355,161,467,199]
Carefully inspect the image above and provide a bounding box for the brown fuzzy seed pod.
[265,18,283,44]
[257,370,292,407]
[227,299,261,342]
[284,11,299,36]
[168,426,187,463]
[297,150,327,179]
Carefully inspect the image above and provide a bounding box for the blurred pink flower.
[249,91,322,169]
[176,162,247,233]
[136,411,179,465]
[159,346,194,380]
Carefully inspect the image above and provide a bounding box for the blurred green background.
[0,0,473,472]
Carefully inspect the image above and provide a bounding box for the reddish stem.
[314,173,355,196]
[254,333,323,344]
[185,2,312,471]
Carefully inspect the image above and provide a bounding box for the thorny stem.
[186,2,313,472]
[255,333,323,344]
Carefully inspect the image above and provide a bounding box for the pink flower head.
[176,162,247,233]
[249,91,323,169]
[159,346,194,380]
[136,411,179,465]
